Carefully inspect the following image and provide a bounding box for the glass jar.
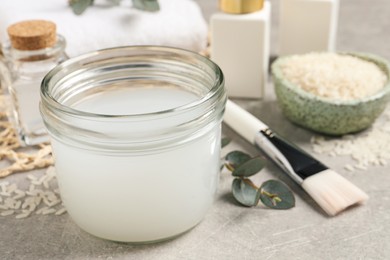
[1,34,67,146]
[40,46,226,242]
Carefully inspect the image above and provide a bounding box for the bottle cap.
[219,0,264,14]
[7,20,57,50]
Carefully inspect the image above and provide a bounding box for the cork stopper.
[7,20,57,51]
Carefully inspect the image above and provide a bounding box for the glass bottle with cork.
[210,0,271,99]
[1,20,67,146]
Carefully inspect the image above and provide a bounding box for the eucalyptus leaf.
[107,0,121,5]
[232,156,267,177]
[232,178,260,207]
[221,137,231,148]
[220,159,225,171]
[69,0,93,15]
[132,0,160,12]
[225,151,251,169]
[259,180,295,209]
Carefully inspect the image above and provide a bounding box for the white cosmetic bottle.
[279,0,340,55]
[210,0,271,99]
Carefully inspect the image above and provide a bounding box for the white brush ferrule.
[224,100,267,143]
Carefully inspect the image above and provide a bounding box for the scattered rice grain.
[14,200,21,209]
[0,167,66,219]
[38,175,46,183]
[36,206,49,215]
[34,196,42,205]
[44,191,56,200]
[1,210,14,216]
[47,200,61,207]
[27,174,37,181]
[55,207,67,216]
[22,197,35,208]
[0,181,10,188]
[28,184,35,192]
[0,191,10,197]
[6,183,17,193]
[312,106,390,171]
[42,208,56,215]
[26,189,42,196]
[4,198,16,208]
[12,190,26,200]
[43,198,51,206]
[43,180,50,189]
[26,203,36,212]
[31,180,42,185]
[379,159,387,166]
[355,164,368,170]
[15,211,30,219]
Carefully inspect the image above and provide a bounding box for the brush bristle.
[301,169,369,216]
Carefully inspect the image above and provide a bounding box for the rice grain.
[312,107,390,171]
[55,208,67,215]
[280,53,387,101]
[42,208,56,215]
[1,210,14,216]
[15,210,30,219]
[0,167,66,219]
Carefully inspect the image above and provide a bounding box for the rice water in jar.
[40,46,226,242]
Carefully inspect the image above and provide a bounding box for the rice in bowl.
[271,52,390,135]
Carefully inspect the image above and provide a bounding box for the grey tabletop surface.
[1,0,390,259]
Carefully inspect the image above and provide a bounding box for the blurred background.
[195,0,390,60]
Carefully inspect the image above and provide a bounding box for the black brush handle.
[260,129,328,180]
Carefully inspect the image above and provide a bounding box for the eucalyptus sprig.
[68,0,160,15]
[221,138,295,210]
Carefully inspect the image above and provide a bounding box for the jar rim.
[41,45,225,120]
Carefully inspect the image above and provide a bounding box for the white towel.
[0,0,208,57]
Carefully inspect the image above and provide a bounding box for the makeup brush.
[224,100,369,216]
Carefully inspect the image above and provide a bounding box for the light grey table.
[1,1,390,259]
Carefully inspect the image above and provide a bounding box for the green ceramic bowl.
[271,52,390,135]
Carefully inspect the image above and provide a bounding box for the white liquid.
[51,86,221,242]
[74,86,199,115]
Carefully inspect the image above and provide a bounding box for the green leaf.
[232,178,260,207]
[132,0,160,12]
[232,156,267,177]
[259,180,295,209]
[107,0,121,5]
[220,159,225,171]
[221,137,231,148]
[225,151,251,169]
[69,0,93,15]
